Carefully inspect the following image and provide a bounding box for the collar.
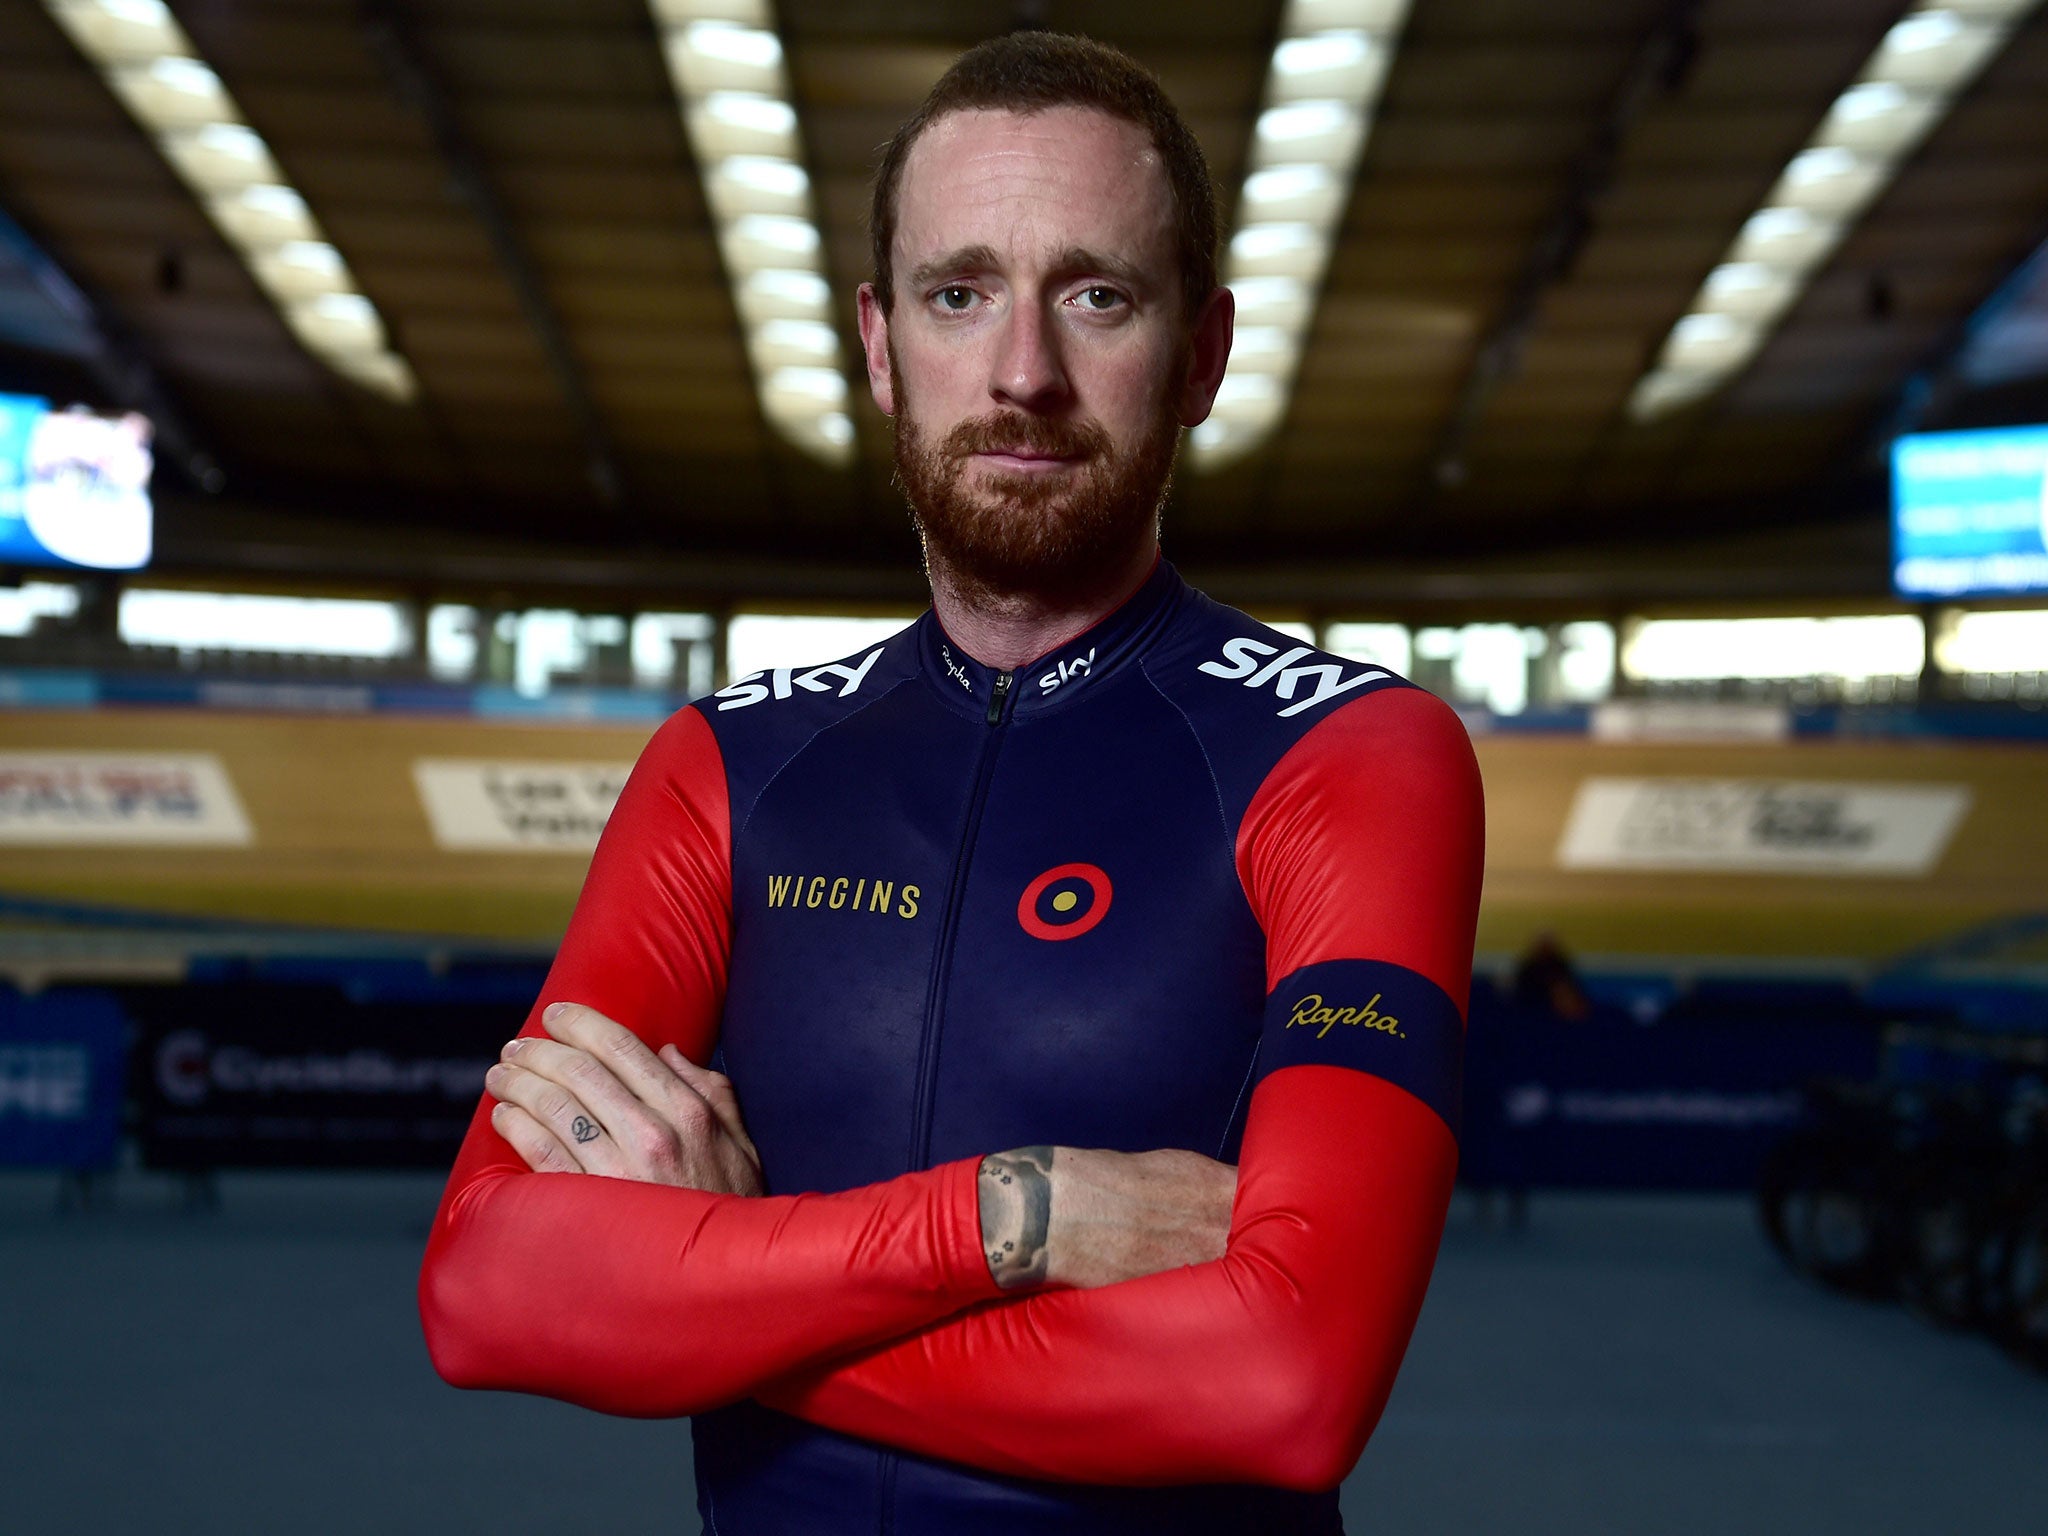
[918,558,1184,722]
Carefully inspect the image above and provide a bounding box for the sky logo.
[1197,637,1389,718]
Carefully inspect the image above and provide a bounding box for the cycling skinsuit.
[420,559,1485,1534]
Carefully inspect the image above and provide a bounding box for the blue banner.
[0,987,127,1169]
[1461,1000,1881,1191]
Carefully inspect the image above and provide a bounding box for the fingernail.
[503,1037,526,1056]
[543,1002,567,1023]
[490,1102,508,1119]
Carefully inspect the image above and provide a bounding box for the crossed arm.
[419,689,1482,1488]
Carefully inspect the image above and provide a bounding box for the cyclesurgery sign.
[1556,777,1971,877]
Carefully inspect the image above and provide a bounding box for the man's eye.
[1078,287,1125,311]
[935,287,975,312]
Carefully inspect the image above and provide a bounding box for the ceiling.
[1,0,2045,608]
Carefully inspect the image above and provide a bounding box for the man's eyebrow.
[906,245,1002,291]
[902,245,1157,293]
[1047,247,1151,292]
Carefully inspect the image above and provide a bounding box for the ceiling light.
[701,92,794,135]
[653,2,851,467]
[753,317,838,357]
[1629,0,2043,424]
[1197,0,1413,469]
[685,20,781,67]
[1274,32,1371,76]
[1834,81,1909,122]
[721,156,807,196]
[1243,164,1334,203]
[1786,146,1858,185]
[1256,99,1355,145]
[1884,10,1963,52]
[43,0,415,401]
[746,269,828,304]
[1230,326,1295,364]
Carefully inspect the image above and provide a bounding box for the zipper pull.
[986,670,1013,726]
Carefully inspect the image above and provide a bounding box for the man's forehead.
[893,106,1176,278]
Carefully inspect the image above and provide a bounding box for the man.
[420,32,1483,1535]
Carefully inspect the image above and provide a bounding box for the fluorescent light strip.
[1629,0,2045,422]
[1193,0,1413,469]
[42,0,416,402]
[650,0,852,467]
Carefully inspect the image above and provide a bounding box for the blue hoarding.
[0,988,127,1169]
[1892,424,2048,599]
[0,389,154,571]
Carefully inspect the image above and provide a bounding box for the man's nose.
[990,298,1070,411]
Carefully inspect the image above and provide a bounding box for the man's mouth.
[972,449,1083,473]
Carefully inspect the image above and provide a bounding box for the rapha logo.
[940,644,973,691]
[714,649,885,712]
[1038,646,1096,696]
[1197,637,1388,718]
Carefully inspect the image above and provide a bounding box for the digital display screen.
[1892,424,2048,599]
[0,390,154,571]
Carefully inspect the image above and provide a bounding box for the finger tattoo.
[979,1146,1053,1290]
[571,1114,602,1144]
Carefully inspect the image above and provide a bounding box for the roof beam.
[357,0,628,508]
[1428,0,1705,490]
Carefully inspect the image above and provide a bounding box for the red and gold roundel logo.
[1016,862,1113,941]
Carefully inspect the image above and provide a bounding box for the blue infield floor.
[2,1171,2042,1535]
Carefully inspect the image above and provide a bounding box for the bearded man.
[421,32,1483,1536]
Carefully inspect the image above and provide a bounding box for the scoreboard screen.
[1892,424,2048,600]
[0,390,154,571]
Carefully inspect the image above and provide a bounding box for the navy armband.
[1254,958,1464,1137]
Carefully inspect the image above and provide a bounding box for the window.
[118,589,411,658]
[726,614,910,679]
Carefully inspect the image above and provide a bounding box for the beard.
[892,354,1183,607]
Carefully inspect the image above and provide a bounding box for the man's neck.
[927,540,1159,672]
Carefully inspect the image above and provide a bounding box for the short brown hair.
[869,32,1219,318]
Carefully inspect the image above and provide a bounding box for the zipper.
[887,667,1015,1533]
[906,668,1015,1173]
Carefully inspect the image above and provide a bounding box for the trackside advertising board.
[129,984,510,1169]
[1893,424,2048,598]
[0,753,253,845]
[1558,778,1971,877]
[412,759,632,851]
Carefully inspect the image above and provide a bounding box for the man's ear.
[1177,285,1235,428]
[857,282,896,417]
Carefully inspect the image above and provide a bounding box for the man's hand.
[980,1146,1236,1292]
[485,1002,763,1196]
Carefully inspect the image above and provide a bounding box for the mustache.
[941,413,1110,462]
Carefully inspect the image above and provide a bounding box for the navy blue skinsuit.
[684,560,1470,1533]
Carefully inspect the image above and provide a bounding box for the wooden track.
[0,709,659,940]
[2,709,2042,958]
[1471,733,2048,960]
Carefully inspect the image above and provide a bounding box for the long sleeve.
[417,706,998,1417]
[759,685,1484,1488]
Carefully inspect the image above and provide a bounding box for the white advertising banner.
[1589,700,1792,743]
[0,752,253,845]
[413,759,633,852]
[1557,777,1972,877]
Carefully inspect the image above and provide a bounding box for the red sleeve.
[417,707,999,1417]
[760,687,1483,1488]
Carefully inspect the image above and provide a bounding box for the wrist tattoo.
[571,1114,601,1144]
[979,1145,1053,1291]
